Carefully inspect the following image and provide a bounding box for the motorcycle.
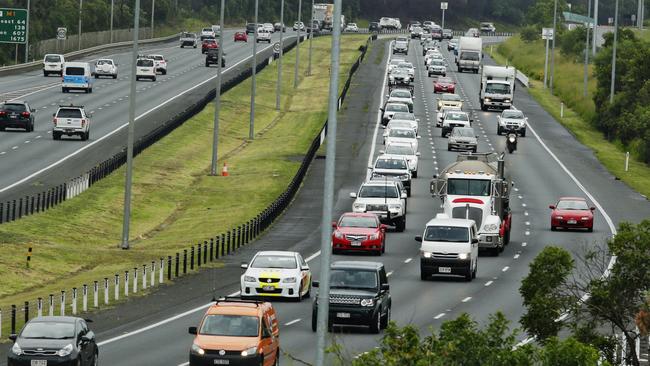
[506,133,518,154]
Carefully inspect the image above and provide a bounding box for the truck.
[380,17,401,30]
[313,3,332,30]
[430,152,512,255]
[479,65,516,111]
[456,36,482,74]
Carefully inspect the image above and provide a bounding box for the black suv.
[369,22,380,32]
[311,261,391,333]
[205,49,226,68]
[0,101,35,132]
[246,23,258,34]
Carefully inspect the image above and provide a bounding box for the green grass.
[0,35,369,317]
[487,36,650,198]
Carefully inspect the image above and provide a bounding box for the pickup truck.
[52,105,91,141]
[179,32,197,48]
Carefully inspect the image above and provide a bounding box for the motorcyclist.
[506,133,517,153]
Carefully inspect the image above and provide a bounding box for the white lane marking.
[366,41,392,181]
[0,151,5,155]
[11,146,18,150]
[434,313,446,319]
[461,296,472,303]
[35,135,41,139]
[524,211,529,216]
[0,39,285,194]
[514,254,520,259]
[502,266,509,272]
[522,242,527,247]
[404,257,412,264]
[525,231,530,236]
[522,203,527,207]
[284,318,302,326]
[304,250,321,263]
[484,281,493,286]
[525,221,530,226]
[24,140,30,144]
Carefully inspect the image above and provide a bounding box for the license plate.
[10,115,17,118]
[568,219,577,224]
[438,267,451,273]
[31,361,47,366]
[214,360,229,365]
[263,285,275,291]
[351,241,362,247]
[336,312,351,318]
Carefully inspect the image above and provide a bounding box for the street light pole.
[250,0,259,140]
[294,0,302,88]
[314,0,342,365]
[151,0,155,38]
[550,0,558,94]
[78,0,83,50]
[307,0,314,76]
[610,0,619,104]
[442,7,445,29]
[583,0,592,97]
[121,0,141,250]
[110,0,114,43]
[592,0,599,55]
[276,0,285,110]
[210,0,226,176]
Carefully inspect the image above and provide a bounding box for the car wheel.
[441,129,446,137]
[29,122,34,132]
[369,311,381,334]
[43,71,48,77]
[311,311,317,332]
[52,132,59,140]
[472,261,477,279]
[62,88,67,93]
[205,63,209,67]
[481,103,488,111]
[93,351,99,366]
[180,45,184,48]
[294,282,303,302]
[113,74,117,79]
[152,77,157,82]
[472,148,477,153]
[381,239,386,254]
[520,129,526,137]
[88,88,93,93]
[412,170,417,178]
[464,265,473,281]
[94,74,99,79]
[497,126,502,135]
[551,226,557,231]
[587,226,593,232]
[420,269,429,280]
[396,217,406,232]
[304,280,311,299]
[380,306,391,329]
[447,145,452,151]
[135,77,139,81]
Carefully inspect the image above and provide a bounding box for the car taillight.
[21,112,30,118]
[53,118,58,126]
[81,119,86,127]
[0,111,6,116]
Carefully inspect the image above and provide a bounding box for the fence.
[0,35,372,338]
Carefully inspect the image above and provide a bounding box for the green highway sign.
[0,8,28,44]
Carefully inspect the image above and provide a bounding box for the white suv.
[441,110,471,137]
[256,30,272,43]
[43,54,65,76]
[94,59,117,79]
[52,105,91,141]
[381,142,420,178]
[136,57,156,81]
[350,180,407,232]
[149,54,167,75]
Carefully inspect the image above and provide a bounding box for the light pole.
[78,0,83,50]
[25,0,30,62]
[592,0,599,55]
[121,0,141,250]
[250,0,259,140]
[307,0,314,76]
[610,0,619,104]
[294,0,302,88]
[549,0,558,94]
[151,0,155,38]
[314,0,342,364]
[210,0,226,176]
[110,0,114,43]
[276,0,285,110]
[583,0,592,97]
[441,2,448,29]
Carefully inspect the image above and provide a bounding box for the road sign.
[632,14,637,22]
[608,17,614,25]
[542,27,554,40]
[0,8,28,44]
[57,27,67,40]
[273,42,281,53]
[441,2,448,10]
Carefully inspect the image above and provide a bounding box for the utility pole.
[314,0,342,364]
[110,0,114,43]
[543,32,550,89]
[307,0,314,76]
[151,0,155,38]
[250,0,259,140]
[78,0,83,50]
[294,0,302,88]
[593,0,599,55]
[276,0,285,110]
[584,0,592,97]
[210,0,226,176]
[25,0,30,62]
[610,0,619,104]
[121,0,141,250]
[550,0,558,94]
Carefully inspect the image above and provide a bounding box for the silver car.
[448,127,478,152]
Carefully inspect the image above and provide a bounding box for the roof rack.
[213,296,264,306]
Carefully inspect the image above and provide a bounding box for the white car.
[293,22,305,31]
[428,59,447,77]
[256,30,272,43]
[383,127,420,152]
[386,88,414,112]
[94,59,117,79]
[436,106,462,127]
[135,57,156,81]
[345,23,359,32]
[441,110,472,137]
[43,54,65,76]
[350,180,407,231]
[381,102,410,125]
[381,142,420,178]
[261,23,274,33]
[371,155,412,196]
[149,54,167,75]
[437,93,464,110]
[52,105,91,141]
[497,108,527,137]
[240,251,312,301]
[389,112,419,134]
[388,58,405,73]
[396,62,415,81]
[200,27,216,40]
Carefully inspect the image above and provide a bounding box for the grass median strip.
[0,35,369,312]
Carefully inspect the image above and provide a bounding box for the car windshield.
[45,55,61,62]
[437,78,453,84]
[375,159,407,170]
[396,37,408,42]
[413,27,423,32]
[251,255,297,269]
[204,39,216,44]
[96,60,112,65]
[502,110,524,119]
[486,83,511,94]
[57,108,82,118]
[387,121,413,130]
[556,200,589,210]
[152,55,163,60]
[431,60,445,66]
[447,178,491,196]
[359,185,398,198]
[386,104,409,112]
[391,90,411,98]
[182,33,194,37]
[386,144,415,155]
[202,28,212,32]
[21,322,76,339]
[330,269,378,290]
[339,216,377,228]
[390,60,403,66]
[392,112,415,121]
[446,112,468,121]
[65,67,85,76]
[389,129,416,138]
[424,226,469,242]
[442,94,461,101]
[460,51,480,61]
[452,128,476,137]
[397,63,413,69]
[137,59,154,67]
[2,103,26,112]
[200,315,259,337]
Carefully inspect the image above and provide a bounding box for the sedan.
[332,212,387,254]
[383,127,420,152]
[201,38,218,54]
[428,59,447,77]
[240,250,312,301]
[550,197,595,232]
[0,101,35,132]
[234,31,248,42]
[434,77,456,94]
[381,102,410,125]
[345,23,359,32]
[448,127,478,152]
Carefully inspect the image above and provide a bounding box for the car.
[392,37,409,54]
[386,88,414,113]
[422,40,439,55]
[246,23,258,34]
[311,261,391,333]
[423,21,436,29]
[52,104,91,141]
[188,298,279,366]
[497,108,527,136]
[436,105,461,127]
[420,33,434,46]
[433,77,457,93]
[350,180,407,231]
[385,120,416,139]
[234,31,248,42]
[388,58,405,73]
[274,22,286,32]
[61,62,93,93]
[179,32,198,48]
[149,54,167,75]
[383,127,420,152]
[43,54,65,76]
[381,102,410,125]
[8,316,98,366]
[480,22,496,33]
[381,142,420,178]
[331,213,387,255]
[256,29,272,43]
[293,21,305,31]
[371,156,412,196]
[424,49,443,65]
[437,93,463,110]
[345,23,359,32]
[93,58,117,79]
[431,28,443,40]
[410,26,424,39]
[448,127,478,152]
[262,23,275,33]
[550,197,595,232]
[408,22,422,31]
[388,112,419,134]
[448,38,459,51]
[201,38,218,54]
[240,251,312,301]
[0,101,35,132]
[466,27,480,37]
[441,110,471,137]
[135,57,156,81]
[369,22,381,32]
[442,28,453,39]
[211,24,222,36]
[396,62,415,81]
[205,49,226,68]
[428,59,447,77]
[388,68,410,86]
[200,27,216,40]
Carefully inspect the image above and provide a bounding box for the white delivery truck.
[456,36,482,74]
[479,65,516,111]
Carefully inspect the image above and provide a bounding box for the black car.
[246,23,258,34]
[369,22,381,32]
[0,101,35,132]
[8,316,98,366]
[205,49,226,68]
[312,261,391,334]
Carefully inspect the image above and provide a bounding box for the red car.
[201,38,218,54]
[549,197,595,232]
[434,77,456,93]
[332,213,387,255]
[234,31,248,42]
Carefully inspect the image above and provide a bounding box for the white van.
[415,214,478,281]
[43,54,65,76]
[62,62,93,93]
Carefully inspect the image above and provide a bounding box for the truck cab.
[480,65,516,111]
[456,36,482,74]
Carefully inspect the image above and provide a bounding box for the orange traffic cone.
[221,162,229,176]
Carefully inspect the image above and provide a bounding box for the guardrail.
[516,70,530,88]
[0,35,372,338]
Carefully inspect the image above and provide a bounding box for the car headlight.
[458,252,470,260]
[388,204,402,211]
[485,98,491,102]
[369,232,380,240]
[484,224,499,232]
[360,298,375,307]
[334,230,345,239]
[283,277,297,283]
[421,251,432,258]
[56,344,73,357]
[504,99,511,103]
[372,172,383,178]
[556,216,564,220]
[399,174,410,180]
[241,346,258,356]
[581,217,590,220]
[353,203,366,211]
[244,275,256,282]
[11,342,22,355]
[191,343,205,356]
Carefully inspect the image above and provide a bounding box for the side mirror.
[380,108,384,113]
[416,152,421,156]
[472,238,479,244]
[52,113,56,117]
[380,224,388,231]
[188,326,198,335]
[301,265,309,271]
[312,281,319,288]
[368,164,374,170]
[590,207,596,211]
[401,192,407,199]
[381,283,390,291]
[349,192,357,198]
[416,119,420,122]
[549,205,556,210]
[331,221,337,228]
[9,334,17,342]
[240,263,249,269]
[81,332,93,343]
[414,235,423,242]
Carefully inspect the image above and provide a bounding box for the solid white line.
[434,313,446,319]
[284,318,302,326]
[366,40,391,181]
[461,296,472,303]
